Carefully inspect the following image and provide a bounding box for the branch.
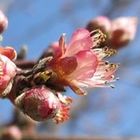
[15,60,35,69]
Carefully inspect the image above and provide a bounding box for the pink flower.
[15,86,72,123]
[49,28,118,95]
[0,53,17,97]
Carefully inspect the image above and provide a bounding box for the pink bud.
[15,86,72,123]
[86,16,112,35]
[15,86,60,121]
[0,54,17,97]
[110,17,138,49]
[0,46,17,60]
[0,10,8,34]
[1,126,22,140]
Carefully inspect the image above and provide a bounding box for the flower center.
[50,56,77,84]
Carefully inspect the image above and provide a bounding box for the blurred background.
[0,0,140,138]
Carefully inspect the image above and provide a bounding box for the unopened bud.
[0,54,17,97]
[110,17,138,49]
[15,86,61,121]
[0,46,17,60]
[0,10,8,34]
[86,16,111,35]
[1,126,22,140]
[15,86,72,123]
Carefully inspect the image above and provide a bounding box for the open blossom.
[0,47,17,97]
[48,28,118,95]
[15,86,72,123]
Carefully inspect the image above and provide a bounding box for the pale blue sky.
[0,0,140,136]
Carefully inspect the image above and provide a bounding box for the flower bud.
[15,86,60,121]
[0,54,17,97]
[110,17,138,49]
[0,10,8,34]
[1,126,22,140]
[15,86,72,123]
[86,16,112,35]
[0,46,17,60]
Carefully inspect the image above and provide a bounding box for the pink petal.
[0,54,17,96]
[64,37,92,57]
[58,56,77,75]
[0,47,17,60]
[1,55,17,77]
[69,50,98,80]
[70,28,91,43]
[64,28,92,57]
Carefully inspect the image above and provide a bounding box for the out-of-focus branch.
[15,60,35,69]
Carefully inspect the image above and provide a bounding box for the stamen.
[53,105,70,124]
[0,65,3,75]
[109,63,119,70]
[105,81,115,88]
[110,84,115,88]
[68,80,87,96]
[90,29,106,48]
[39,70,52,81]
[103,47,117,57]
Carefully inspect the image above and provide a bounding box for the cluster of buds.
[86,16,138,49]
[0,10,138,124]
